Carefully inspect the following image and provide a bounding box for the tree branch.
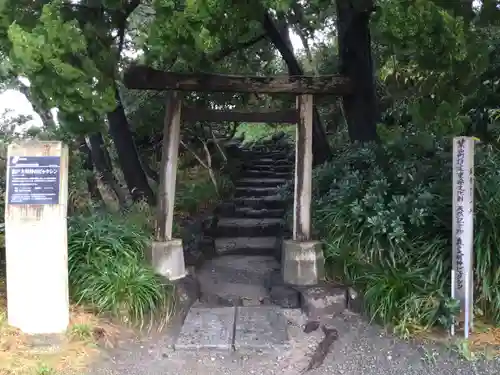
[180,140,208,169]
[211,129,227,163]
[116,0,142,58]
[124,0,142,18]
[210,33,267,62]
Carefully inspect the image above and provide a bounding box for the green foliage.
[374,0,491,136]
[472,144,500,323]
[375,0,468,70]
[7,2,115,124]
[281,131,500,335]
[235,123,295,144]
[67,214,170,323]
[146,0,267,69]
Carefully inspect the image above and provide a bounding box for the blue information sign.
[7,156,61,205]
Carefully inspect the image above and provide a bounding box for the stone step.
[243,144,280,149]
[242,163,292,171]
[195,255,280,307]
[236,178,289,188]
[256,157,291,163]
[174,307,235,351]
[206,254,280,274]
[235,207,286,218]
[218,206,286,219]
[215,218,285,237]
[198,282,269,307]
[233,196,288,210]
[215,237,279,256]
[174,306,290,353]
[243,169,291,178]
[245,155,290,161]
[245,158,292,166]
[215,203,285,218]
[234,307,290,353]
[234,186,280,198]
[240,152,289,159]
[247,164,293,172]
[198,255,279,284]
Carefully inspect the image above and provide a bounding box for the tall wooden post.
[156,92,182,241]
[282,94,324,286]
[151,91,186,280]
[293,94,314,241]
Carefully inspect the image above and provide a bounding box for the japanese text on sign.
[11,168,58,175]
[7,156,61,205]
[451,136,475,338]
[454,138,465,290]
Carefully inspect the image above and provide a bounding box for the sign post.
[451,137,475,338]
[5,141,69,334]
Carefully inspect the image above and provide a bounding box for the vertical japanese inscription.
[7,156,61,205]
[454,138,465,290]
[452,137,474,337]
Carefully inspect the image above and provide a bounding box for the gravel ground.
[86,311,500,375]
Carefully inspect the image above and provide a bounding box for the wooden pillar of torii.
[293,94,313,241]
[123,67,353,285]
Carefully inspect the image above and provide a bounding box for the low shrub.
[68,214,170,323]
[122,166,233,237]
[176,166,233,216]
[282,132,500,335]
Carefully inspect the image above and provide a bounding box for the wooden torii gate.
[123,66,352,285]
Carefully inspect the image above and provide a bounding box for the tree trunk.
[262,12,332,166]
[78,138,104,203]
[275,13,294,52]
[18,84,56,128]
[288,1,318,75]
[336,0,378,142]
[106,86,155,204]
[478,0,500,25]
[87,132,129,208]
[142,157,160,183]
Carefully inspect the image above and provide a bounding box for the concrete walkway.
[87,313,500,375]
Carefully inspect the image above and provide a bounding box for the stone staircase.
[173,140,302,352]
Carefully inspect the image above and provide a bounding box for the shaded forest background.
[1,0,500,339]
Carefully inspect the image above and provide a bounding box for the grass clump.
[66,162,231,324]
[68,214,170,324]
[281,131,500,337]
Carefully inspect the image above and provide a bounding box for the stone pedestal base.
[150,239,186,280]
[281,240,324,286]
